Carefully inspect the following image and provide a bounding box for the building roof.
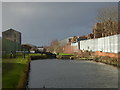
[37,46,44,48]
[2,28,21,34]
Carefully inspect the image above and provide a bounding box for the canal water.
[27,59,118,88]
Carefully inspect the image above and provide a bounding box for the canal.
[27,59,118,88]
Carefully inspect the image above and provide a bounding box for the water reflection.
[28,59,118,88]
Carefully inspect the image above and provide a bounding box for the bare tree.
[95,5,119,36]
[46,40,63,53]
[96,6,118,22]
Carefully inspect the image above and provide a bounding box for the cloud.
[2,0,119,2]
[2,2,117,45]
[0,2,2,37]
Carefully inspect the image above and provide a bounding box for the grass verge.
[2,56,29,88]
[58,53,74,56]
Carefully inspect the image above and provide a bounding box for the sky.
[0,2,1,37]
[2,2,117,46]
[1,0,119,2]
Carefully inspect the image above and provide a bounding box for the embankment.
[56,52,119,67]
[94,51,119,67]
[29,53,56,60]
[16,58,31,88]
[2,56,31,89]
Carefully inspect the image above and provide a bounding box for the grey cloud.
[2,2,117,46]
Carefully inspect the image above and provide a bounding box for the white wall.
[79,34,120,53]
[71,42,79,49]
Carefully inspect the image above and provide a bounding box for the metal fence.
[79,34,120,53]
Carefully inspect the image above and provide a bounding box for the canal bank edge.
[16,58,31,89]
[16,53,56,89]
[56,52,120,68]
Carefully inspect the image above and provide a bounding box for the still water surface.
[27,59,118,88]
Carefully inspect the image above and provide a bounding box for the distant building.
[69,36,87,43]
[37,46,46,52]
[22,44,37,52]
[68,36,78,43]
[2,28,21,44]
[77,36,87,41]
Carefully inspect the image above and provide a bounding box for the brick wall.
[95,51,120,58]
[63,44,79,54]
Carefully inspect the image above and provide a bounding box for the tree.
[46,40,63,53]
[96,6,118,22]
[95,5,119,36]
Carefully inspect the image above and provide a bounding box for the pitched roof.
[2,28,21,34]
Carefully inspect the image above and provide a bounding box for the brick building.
[2,28,21,44]
[68,36,87,43]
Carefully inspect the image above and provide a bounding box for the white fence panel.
[79,34,120,53]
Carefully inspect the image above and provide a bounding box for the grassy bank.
[2,55,30,88]
[29,53,46,56]
[2,53,54,88]
[29,53,47,60]
[56,53,74,59]
[58,53,74,56]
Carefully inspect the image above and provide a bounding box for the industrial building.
[2,28,21,44]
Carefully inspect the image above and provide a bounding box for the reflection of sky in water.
[28,59,118,88]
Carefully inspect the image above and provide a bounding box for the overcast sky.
[2,2,117,46]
